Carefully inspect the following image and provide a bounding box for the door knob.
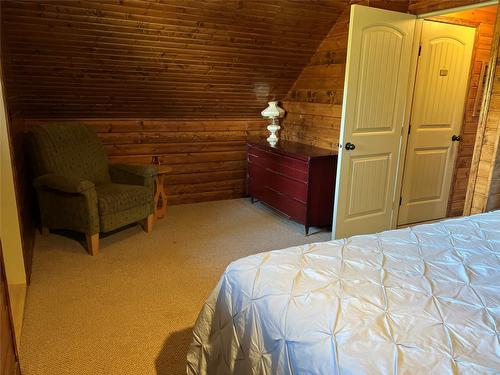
[345,142,356,150]
[451,135,461,142]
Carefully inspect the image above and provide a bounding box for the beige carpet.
[20,198,331,375]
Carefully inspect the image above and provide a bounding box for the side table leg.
[154,175,161,220]
[156,174,168,219]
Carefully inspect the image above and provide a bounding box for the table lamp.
[261,101,285,146]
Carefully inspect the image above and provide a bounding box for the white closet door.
[333,5,416,239]
[398,21,475,225]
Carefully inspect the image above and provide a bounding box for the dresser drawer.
[255,185,307,223]
[247,149,309,182]
[247,139,337,232]
[248,145,309,171]
[248,162,308,203]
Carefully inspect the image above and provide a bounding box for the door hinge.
[399,196,403,206]
[418,45,422,56]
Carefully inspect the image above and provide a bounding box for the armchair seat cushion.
[95,183,152,215]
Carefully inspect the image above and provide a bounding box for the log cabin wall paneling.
[427,6,497,216]
[486,137,500,211]
[280,5,348,150]
[486,134,500,210]
[281,0,409,150]
[1,0,351,208]
[0,0,347,118]
[23,118,268,205]
[472,62,500,213]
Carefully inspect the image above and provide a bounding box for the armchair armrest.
[109,164,157,187]
[33,174,95,194]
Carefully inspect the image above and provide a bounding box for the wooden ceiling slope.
[0,0,348,118]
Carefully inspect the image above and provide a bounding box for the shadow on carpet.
[156,327,193,375]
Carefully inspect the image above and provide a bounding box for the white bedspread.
[187,211,500,374]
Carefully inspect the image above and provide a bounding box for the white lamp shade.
[261,101,285,118]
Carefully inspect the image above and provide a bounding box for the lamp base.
[267,123,280,147]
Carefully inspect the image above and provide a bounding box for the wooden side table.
[153,165,172,220]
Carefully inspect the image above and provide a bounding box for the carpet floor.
[20,198,331,375]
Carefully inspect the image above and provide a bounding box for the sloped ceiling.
[1,0,349,118]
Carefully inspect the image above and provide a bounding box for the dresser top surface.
[247,138,337,160]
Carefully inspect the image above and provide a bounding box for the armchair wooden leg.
[85,233,99,256]
[141,214,154,233]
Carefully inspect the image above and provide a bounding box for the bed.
[187,211,500,374]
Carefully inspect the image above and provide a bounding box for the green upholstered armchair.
[29,124,156,255]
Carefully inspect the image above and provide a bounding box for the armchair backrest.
[29,124,111,185]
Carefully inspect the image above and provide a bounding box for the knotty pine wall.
[23,118,267,205]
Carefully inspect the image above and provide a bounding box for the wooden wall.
[3,0,499,220]
[280,0,408,150]
[486,135,500,210]
[0,0,346,118]
[23,118,267,205]
[280,5,347,150]
[471,63,500,213]
[465,6,500,214]
[428,6,497,216]
[0,0,352,211]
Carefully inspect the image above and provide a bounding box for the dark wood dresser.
[247,139,338,234]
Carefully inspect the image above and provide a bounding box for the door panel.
[398,21,475,225]
[333,5,416,239]
[348,154,390,217]
[409,148,448,202]
[355,27,405,133]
